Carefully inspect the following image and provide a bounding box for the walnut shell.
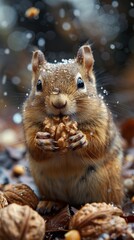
[69,203,128,239]
[0,203,46,240]
[0,191,8,209]
[43,116,78,150]
[3,183,39,209]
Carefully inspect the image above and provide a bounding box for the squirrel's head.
[29,45,101,122]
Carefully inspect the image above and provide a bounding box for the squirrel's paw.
[35,131,59,151]
[69,130,88,150]
[37,200,66,214]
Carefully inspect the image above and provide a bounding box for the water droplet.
[103,89,109,95]
[116,100,119,104]
[4,48,10,54]
[27,63,32,71]
[112,1,119,8]
[38,38,45,47]
[62,22,71,31]
[13,113,22,124]
[130,2,134,7]
[11,76,21,85]
[3,92,8,96]
[110,44,115,49]
[2,75,7,85]
[26,32,33,39]
[59,8,65,18]
[73,9,80,17]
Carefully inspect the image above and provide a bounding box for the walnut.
[0,191,8,209]
[0,203,46,240]
[3,183,39,209]
[69,203,128,239]
[43,116,78,150]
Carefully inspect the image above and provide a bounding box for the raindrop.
[27,63,32,71]
[2,75,7,85]
[3,92,8,96]
[116,100,119,104]
[110,44,115,49]
[38,38,45,47]
[62,22,71,31]
[103,89,109,95]
[98,94,104,99]
[59,8,65,18]
[11,76,21,85]
[112,1,119,8]
[13,113,22,124]
[26,32,33,40]
[4,48,10,54]
[73,9,80,17]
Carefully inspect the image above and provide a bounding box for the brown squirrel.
[23,45,123,212]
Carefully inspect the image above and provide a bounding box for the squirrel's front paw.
[35,132,59,151]
[69,130,88,150]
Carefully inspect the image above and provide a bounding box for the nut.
[65,230,81,240]
[25,7,40,18]
[12,164,25,177]
[0,191,8,209]
[69,203,128,239]
[3,183,39,209]
[43,116,78,150]
[0,203,46,240]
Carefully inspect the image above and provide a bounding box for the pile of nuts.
[0,183,45,240]
[43,116,78,150]
[0,184,133,240]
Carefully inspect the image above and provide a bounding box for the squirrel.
[23,45,123,212]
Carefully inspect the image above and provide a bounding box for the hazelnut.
[0,203,46,240]
[65,230,81,240]
[12,164,25,177]
[25,7,40,18]
[3,183,39,209]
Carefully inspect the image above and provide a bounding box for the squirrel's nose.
[52,99,67,109]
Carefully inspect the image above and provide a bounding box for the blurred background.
[0,0,134,146]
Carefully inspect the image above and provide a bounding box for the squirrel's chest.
[29,151,96,202]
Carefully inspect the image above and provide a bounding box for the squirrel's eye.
[77,77,85,89]
[36,79,42,91]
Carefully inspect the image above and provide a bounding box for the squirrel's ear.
[76,45,94,72]
[32,50,46,73]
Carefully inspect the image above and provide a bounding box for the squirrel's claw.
[69,130,88,150]
[35,131,59,151]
